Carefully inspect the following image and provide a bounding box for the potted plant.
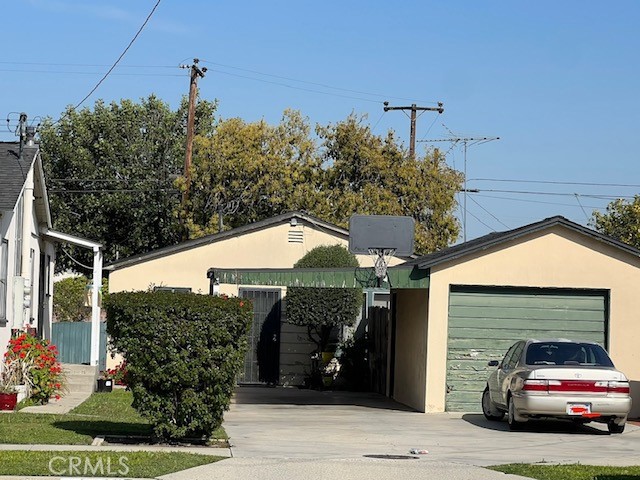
[322,357,341,388]
[0,359,21,410]
[4,333,64,404]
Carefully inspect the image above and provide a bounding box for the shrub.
[105,291,251,441]
[293,244,360,268]
[287,245,362,352]
[53,276,109,322]
[53,276,90,322]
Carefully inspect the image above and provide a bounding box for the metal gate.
[239,289,281,384]
[51,322,107,370]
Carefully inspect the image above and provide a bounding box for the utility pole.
[383,102,444,158]
[419,134,499,242]
[180,58,207,210]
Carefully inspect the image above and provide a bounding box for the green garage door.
[446,286,607,412]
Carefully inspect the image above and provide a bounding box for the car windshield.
[525,342,614,367]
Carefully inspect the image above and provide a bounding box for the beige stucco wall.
[423,226,640,418]
[393,288,429,411]
[109,220,404,295]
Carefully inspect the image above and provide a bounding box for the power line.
[574,193,590,222]
[0,61,176,69]
[470,178,640,188]
[464,208,495,232]
[477,189,634,200]
[210,69,384,104]
[472,192,603,209]
[466,195,510,229]
[0,68,182,77]
[73,0,162,110]
[201,59,440,104]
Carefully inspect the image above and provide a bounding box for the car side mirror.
[488,360,499,367]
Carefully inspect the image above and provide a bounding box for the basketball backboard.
[348,214,415,257]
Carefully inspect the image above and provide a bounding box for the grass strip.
[0,389,227,444]
[0,450,223,478]
[489,463,640,480]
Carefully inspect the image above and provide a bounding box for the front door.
[238,289,281,384]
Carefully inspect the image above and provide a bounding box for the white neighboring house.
[0,139,103,364]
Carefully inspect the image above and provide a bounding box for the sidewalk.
[19,391,92,414]
[0,443,231,456]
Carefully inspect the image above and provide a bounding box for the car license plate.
[567,403,591,415]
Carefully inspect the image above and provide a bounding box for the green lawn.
[0,389,227,445]
[490,464,640,480]
[0,451,224,478]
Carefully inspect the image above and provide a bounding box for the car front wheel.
[507,395,524,431]
[482,387,504,421]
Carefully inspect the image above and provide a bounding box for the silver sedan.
[482,339,631,433]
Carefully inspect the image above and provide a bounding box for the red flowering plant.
[100,361,128,386]
[4,333,65,404]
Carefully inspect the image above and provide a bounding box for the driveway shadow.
[232,385,416,411]
[462,413,609,435]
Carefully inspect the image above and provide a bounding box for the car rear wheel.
[608,419,625,434]
[507,395,524,431]
[482,387,504,421]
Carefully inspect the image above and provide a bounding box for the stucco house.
[0,139,103,365]
[390,216,640,418]
[0,141,56,356]
[106,211,407,385]
[212,216,640,418]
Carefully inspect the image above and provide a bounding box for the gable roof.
[403,216,640,270]
[0,142,38,211]
[106,211,350,271]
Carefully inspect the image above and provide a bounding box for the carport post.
[89,246,103,366]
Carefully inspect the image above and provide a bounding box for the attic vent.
[288,229,304,243]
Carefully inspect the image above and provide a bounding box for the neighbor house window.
[0,239,8,320]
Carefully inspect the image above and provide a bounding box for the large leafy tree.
[186,113,463,254]
[40,95,216,272]
[592,196,640,248]
[183,109,321,238]
[316,115,462,253]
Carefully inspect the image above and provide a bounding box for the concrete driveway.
[223,386,640,465]
[163,386,640,480]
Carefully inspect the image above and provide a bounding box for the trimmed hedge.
[105,291,251,440]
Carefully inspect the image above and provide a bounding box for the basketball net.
[368,248,396,280]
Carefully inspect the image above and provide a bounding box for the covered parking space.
[214,216,640,419]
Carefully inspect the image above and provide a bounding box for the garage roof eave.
[407,216,640,270]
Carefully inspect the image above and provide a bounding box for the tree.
[592,196,640,248]
[182,109,321,238]
[286,245,362,353]
[40,95,217,272]
[186,112,463,254]
[316,114,462,253]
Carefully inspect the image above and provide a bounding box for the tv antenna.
[419,128,499,242]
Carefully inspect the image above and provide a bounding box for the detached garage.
[446,286,607,411]
[392,216,640,418]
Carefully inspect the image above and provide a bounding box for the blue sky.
[2,0,639,241]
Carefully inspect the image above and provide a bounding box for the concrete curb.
[0,444,232,456]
